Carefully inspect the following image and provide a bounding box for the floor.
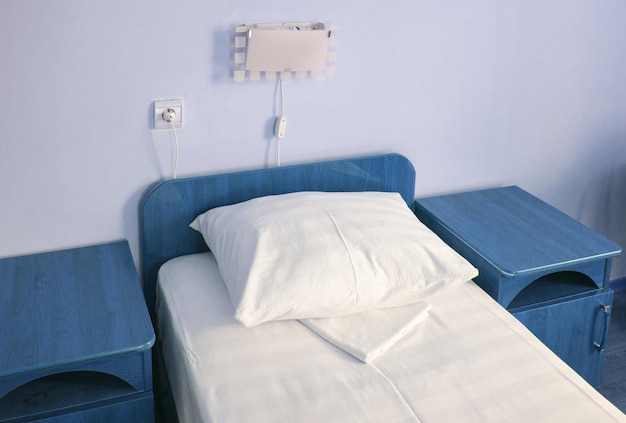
[154,342,179,423]
[597,288,626,412]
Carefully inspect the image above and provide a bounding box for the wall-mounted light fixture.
[234,22,337,82]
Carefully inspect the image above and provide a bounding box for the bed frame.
[138,153,626,422]
[140,153,415,319]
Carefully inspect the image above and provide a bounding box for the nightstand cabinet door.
[511,289,613,387]
[36,394,153,423]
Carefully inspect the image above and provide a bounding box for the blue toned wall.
[1,1,626,277]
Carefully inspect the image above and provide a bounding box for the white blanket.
[300,302,431,363]
[156,253,625,423]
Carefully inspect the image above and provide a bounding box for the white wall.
[1,1,626,277]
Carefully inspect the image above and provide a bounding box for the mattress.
[156,252,625,423]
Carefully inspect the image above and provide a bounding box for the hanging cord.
[279,78,285,116]
[170,119,180,179]
[275,78,287,167]
[277,78,284,167]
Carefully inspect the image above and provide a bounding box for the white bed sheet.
[156,253,625,423]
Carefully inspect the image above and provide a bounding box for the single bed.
[141,153,625,422]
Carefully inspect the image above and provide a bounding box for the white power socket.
[162,108,176,122]
[153,99,183,129]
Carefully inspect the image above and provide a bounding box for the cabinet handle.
[593,304,611,353]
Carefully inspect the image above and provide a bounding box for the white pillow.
[190,191,478,327]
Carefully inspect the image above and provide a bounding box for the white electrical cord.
[276,78,286,167]
[169,119,180,179]
[279,78,285,117]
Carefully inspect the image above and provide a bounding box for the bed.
[141,153,625,422]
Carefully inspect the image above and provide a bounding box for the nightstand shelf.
[415,186,621,386]
[0,241,155,422]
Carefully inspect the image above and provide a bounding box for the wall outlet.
[153,98,183,129]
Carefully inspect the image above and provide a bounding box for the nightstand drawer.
[511,288,613,387]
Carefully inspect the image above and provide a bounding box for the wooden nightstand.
[0,241,155,422]
[414,186,622,387]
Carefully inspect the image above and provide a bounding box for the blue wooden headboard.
[140,153,415,318]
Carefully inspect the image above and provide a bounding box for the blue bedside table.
[0,241,155,422]
[415,186,622,386]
